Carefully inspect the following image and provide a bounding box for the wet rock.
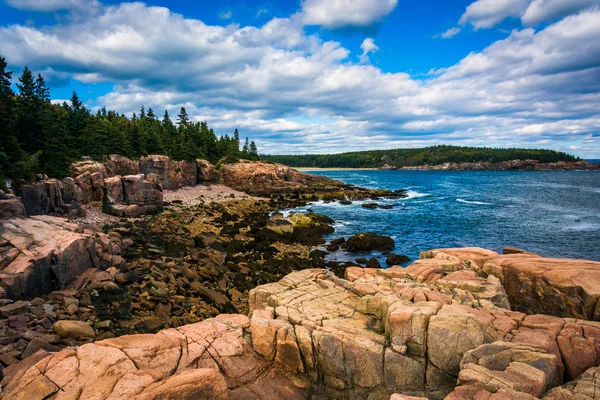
[366,258,381,268]
[265,219,294,235]
[386,253,411,265]
[347,233,395,252]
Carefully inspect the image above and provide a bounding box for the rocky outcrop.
[4,246,600,399]
[421,247,600,321]
[197,159,218,183]
[102,174,163,218]
[16,179,84,219]
[2,314,307,400]
[0,216,121,299]
[6,254,600,399]
[399,160,600,171]
[139,155,197,190]
[219,160,344,195]
[104,154,140,176]
[0,197,25,219]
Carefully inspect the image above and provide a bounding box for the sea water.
[288,170,600,265]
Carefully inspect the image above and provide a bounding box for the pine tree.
[249,141,258,158]
[16,67,35,100]
[0,56,21,183]
[68,91,89,158]
[15,67,42,154]
[177,107,189,127]
[242,137,250,155]
[34,74,50,101]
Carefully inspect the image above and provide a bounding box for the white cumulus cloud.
[299,0,398,29]
[0,2,599,157]
[359,38,379,63]
[460,0,600,29]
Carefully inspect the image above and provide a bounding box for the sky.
[0,0,599,157]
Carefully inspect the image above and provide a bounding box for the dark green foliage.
[264,145,579,168]
[0,57,260,184]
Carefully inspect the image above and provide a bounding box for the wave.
[562,222,600,232]
[405,190,431,200]
[457,199,493,206]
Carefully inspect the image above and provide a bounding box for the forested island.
[263,145,585,169]
[0,57,258,188]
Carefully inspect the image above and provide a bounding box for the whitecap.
[457,199,493,206]
[404,190,431,200]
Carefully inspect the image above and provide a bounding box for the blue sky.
[0,0,599,157]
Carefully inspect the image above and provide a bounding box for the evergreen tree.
[177,107,189,127]
[16,66,35,100]
[249,141,258,158]
[242,137,250,156]
[0,56,20,184]
[68,91,89,158]
[34,74,50,101]
[15,67,42,153]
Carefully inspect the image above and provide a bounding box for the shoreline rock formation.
[395,159,599,171]
[3,246,600,399]
[0,216,122,299]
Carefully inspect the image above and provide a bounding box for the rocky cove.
[0,158,599,399]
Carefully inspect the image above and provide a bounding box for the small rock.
[94,320,114,330]
[0,301,27,318]
[21,338,59,359]
[53,320,96,340]
[366,258,381,268]
[386,254,411,265]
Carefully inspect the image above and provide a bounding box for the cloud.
[218,10,232,20]
[436,27,462,39]
[299,0,398,29]
[5,0,102,17]
[256,8,269,17]
[459,0,530,30]
[0,3,599,157]
[460,0,600,29]
[359,38,378,63]
[521,0,600,26]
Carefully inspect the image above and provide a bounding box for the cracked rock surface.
[3,247,600,399]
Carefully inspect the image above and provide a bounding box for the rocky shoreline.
[391,159,600,171]
[1,159,600,399]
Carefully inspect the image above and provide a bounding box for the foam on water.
[288,169,600,262]
[456,199,493,206]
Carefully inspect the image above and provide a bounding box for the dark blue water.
[287,170,600,265]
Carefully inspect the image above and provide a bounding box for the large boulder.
[74,171,105,203]
[102,174,163,218]
[139,155,197,190]
[104,154,139,176]
[197,159,218,183]
[13,179,84,219]
[0,198,25,219]
[346,233,395,252]
[0,216,121,299]
[423,248,600,321]
[218,160,342,195]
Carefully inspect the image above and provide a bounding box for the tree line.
[263,145,579,168]
[0,56,259,188]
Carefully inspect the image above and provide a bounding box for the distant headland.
[263,145,600,170]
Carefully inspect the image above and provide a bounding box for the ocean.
[287,170,600,265]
